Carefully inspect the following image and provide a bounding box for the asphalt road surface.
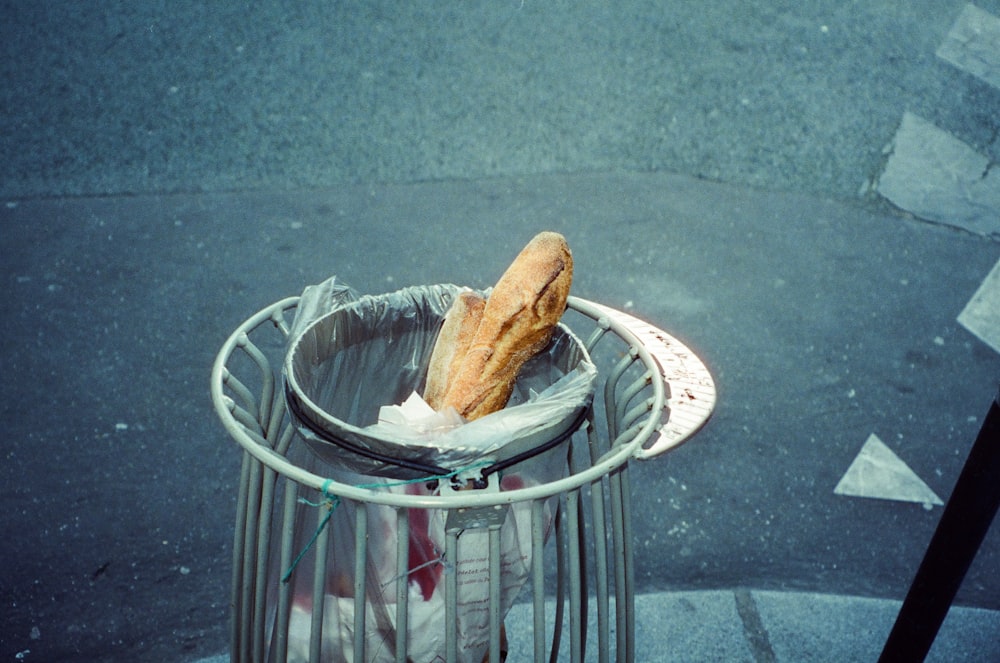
[2,2,999,662]
[3,1,999,202]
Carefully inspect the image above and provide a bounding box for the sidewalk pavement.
[190,589,1000,662]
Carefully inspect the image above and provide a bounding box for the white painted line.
[959,256,1000,354]
[936,4,1000,91]
[876,112,1000,236]
[834,433,943,509]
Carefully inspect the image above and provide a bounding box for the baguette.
[423,291,486,410]
[440,231,573,421]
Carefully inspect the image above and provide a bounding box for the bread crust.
[423,291,486,410]
[440,231,573,420]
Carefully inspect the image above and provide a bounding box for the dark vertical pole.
[879,386,1000,662]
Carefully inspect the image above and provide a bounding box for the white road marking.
[877,5,1000,232]
[876,112,1000,236]
[834,433,943,509]
[936,4,1000,91]
[959,256,1000,354]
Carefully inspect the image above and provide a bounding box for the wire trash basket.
[211,285,715,663]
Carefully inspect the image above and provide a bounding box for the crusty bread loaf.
[439,231,573,421]
[423,291,486,410]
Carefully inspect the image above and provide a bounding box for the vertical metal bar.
[531,499,547,662]
[879,391,1000,662]
[239,458,264,663]
[549,500,567,663]
[267,399,293,454]
[354,505,369,663]
[608,466,629,662]
[586,428,611,663]
[252,469,278,652]
[225,371,260,430]
[583,323,609,355]
[308,501,331,662]
[272,425,298,662]
[238,336,274,433]
[446,527,460,663]
[395,507,411,662]
[263,384,284,443]
[273,479,299,663]
[606,353,637,660]
[604,352,636,443]
[252,465,278,663]
[590,481,610,663]
[621,464,636,663]
[566,487,585,662]
[230,451,252,663]
[488,522,503,663]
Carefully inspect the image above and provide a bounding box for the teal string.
[280,461,492,584]
[281,479,340,584]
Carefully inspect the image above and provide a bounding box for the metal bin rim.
[211,294,698,509]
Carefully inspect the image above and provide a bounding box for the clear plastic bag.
[275,453,562,663]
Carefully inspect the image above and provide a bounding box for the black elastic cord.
[481,405,591,479]
[285,383,452,477]
[285,381,591,480]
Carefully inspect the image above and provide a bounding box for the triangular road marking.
[937,4,1000,91]
[959,256,1000,355]
[834,433,943,508]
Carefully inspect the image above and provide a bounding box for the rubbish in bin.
[284,282,595,479]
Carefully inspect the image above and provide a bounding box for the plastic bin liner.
[283,278,597,480]
[270,277,597,662]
